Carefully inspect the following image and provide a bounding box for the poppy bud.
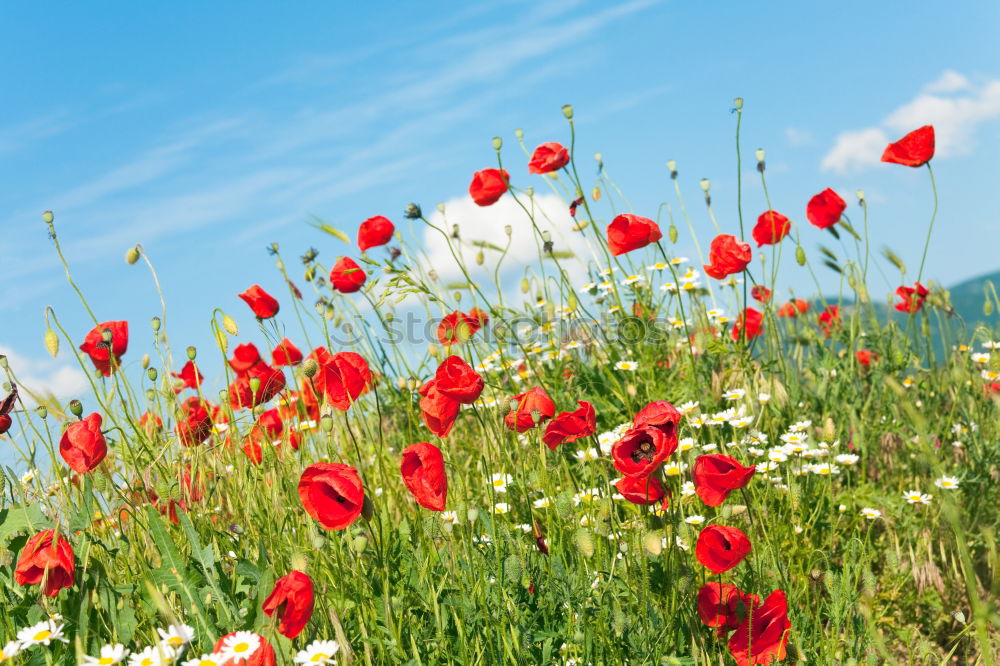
[222,315,239,336]
[218,389,229,403]
[351,535,368,553]
[592,186,601,201]
[141,354,149,369]
[643,533,662,556]
[396,377,407,390]
[428,344,440,359]
[567,293,578,312]
[151,316,161,332]
[44,328,59,357]
[476,250,485,265]
[36,406,47,419]
[125,246,141,265]
[985,300,994,316]
[404,203,422,219]
[491,136,502,150]
[561,104,574,119]
[302,357,318,378]
[68,399,83,418]
[520,278,530,294]
[147,367,157,382]
[249,376,261,395]
[187,346,197,360]
[669,224,678,243]
[320,415,334,432]
[504,225,512,237]
[795,246,806,266]
[42,210,54,223]
[145,389,155,402]
[733,97,743,110]
[215,329,228,353]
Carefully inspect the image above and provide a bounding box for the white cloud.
[821,72,1000,173]
[421,192,595,290]
[784,127,813,147]
[0,345,89,406]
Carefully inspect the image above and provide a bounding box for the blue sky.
[1,0,999,415]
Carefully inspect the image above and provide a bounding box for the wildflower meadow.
[1,102,999,666]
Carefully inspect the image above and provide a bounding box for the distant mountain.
[943,269,1000,330]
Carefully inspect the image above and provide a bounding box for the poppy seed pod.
[42,210,54,224]
[68,400,83,418]
[561,104,574,119]
[404,203,422,219]
[514,128,523,139]
[147,367,157,381]
[733,97,743,110]
[151,316,161,332]
[36,406,47,419]
[491,136,502,150]
[187,346,197,360]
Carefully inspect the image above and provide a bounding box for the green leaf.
[0,503,52,544]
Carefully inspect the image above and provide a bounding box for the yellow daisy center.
[99,658,114,665]
[33,630,51,641]
[167,637,183,646]
[141,659,153,666]
[233,642,250,653]
[311,655,329,663]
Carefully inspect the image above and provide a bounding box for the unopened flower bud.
[185,346,196,360]
[44,328,59,357]
[436,202,446,214]
[520,278,530,294]
[592,186,601,201]
[125,246,141,265]
[302,357,318,378]
[396,377,407,390]
[795,246,807,266]
[514,128,524,139]
[755,148,766,164]
[531,409,542,425]
[491,136,502,150]
[145,389,155,402]
[141,354,150,369]
[218,389,229,403]
[215,329,228,353]
[404,203,422,219]
[428,344,441,359]
[476,250,485,266]
[222,314,238,336]
[669,224,679,244]
[561,104,574,119]
[68,399,83,418]
[147,367,157,382]
[151,316,161,332]
[525,186,534,197]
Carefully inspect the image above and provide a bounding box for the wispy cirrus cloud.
[821,70,1000,173]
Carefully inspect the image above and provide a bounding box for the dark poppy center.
[630,439,656,463]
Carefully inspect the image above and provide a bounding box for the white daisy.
[573,488,602,506]
[684,515,705,525]
[492,502,510,515]
[217,633,260,663]
[757,392,771,403]
[614,361,638,371]
[17,621,66,647]
[680,481,696,497]
[834,454,859,466]
[903,490,932,505]
[441,510,459,524]
[860,508,882,520]
[294,640,341,665]
[128,645,176,666]
[157,625,195,650]
[1,642,22,663]
[83,644,129,665]
[490,473,512,493]
[533,497,552,509]
[181,654,222,666]
[678,401,699,415]
[933,476,959,490]
[573,448,599,462]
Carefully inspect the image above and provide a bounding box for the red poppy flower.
[728,589,791,666]
[777,299,809,317]
[309,349,371,410]
[418,379,461,437]
[298,462,365,530]
[229,343,262,374]
[138,411,163,435]
[242,437,263,465]
[469,168,510,206]
[79,320,129,376]
[436,311,484,345]
[881,125,935,167]
[818,305,841,337]
[632,400,681,441]
[751,211,791,247]
[855,349,877,367]
[59,413,107,475]
[696,525,751,574]
[213,633,276,666]
[615,475,666,505]
[732,307,764,341]
[697,582,761,638]
[0,415,10,435]
[611,425,676,478]
[14,529,75,597]
[750,285,772,303]
[542,401,596,450]
[704,234,752,279]
[171,360,204,392]
[271,338,303,366]
[434,356,484,404]
[358,215,395,252]
[238,285,280,319]
[258,408,283,438]
[528,142,570,174]
[262,570,314,639]
[693,454,756,507]
[806,188,846,229]
[400,441,448,511]
[176,397,212,446]
[329,256,367,293]
[894,282,929,313]
[504,386,556,433]
[606,214,663,256]
[229,361,287,410]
